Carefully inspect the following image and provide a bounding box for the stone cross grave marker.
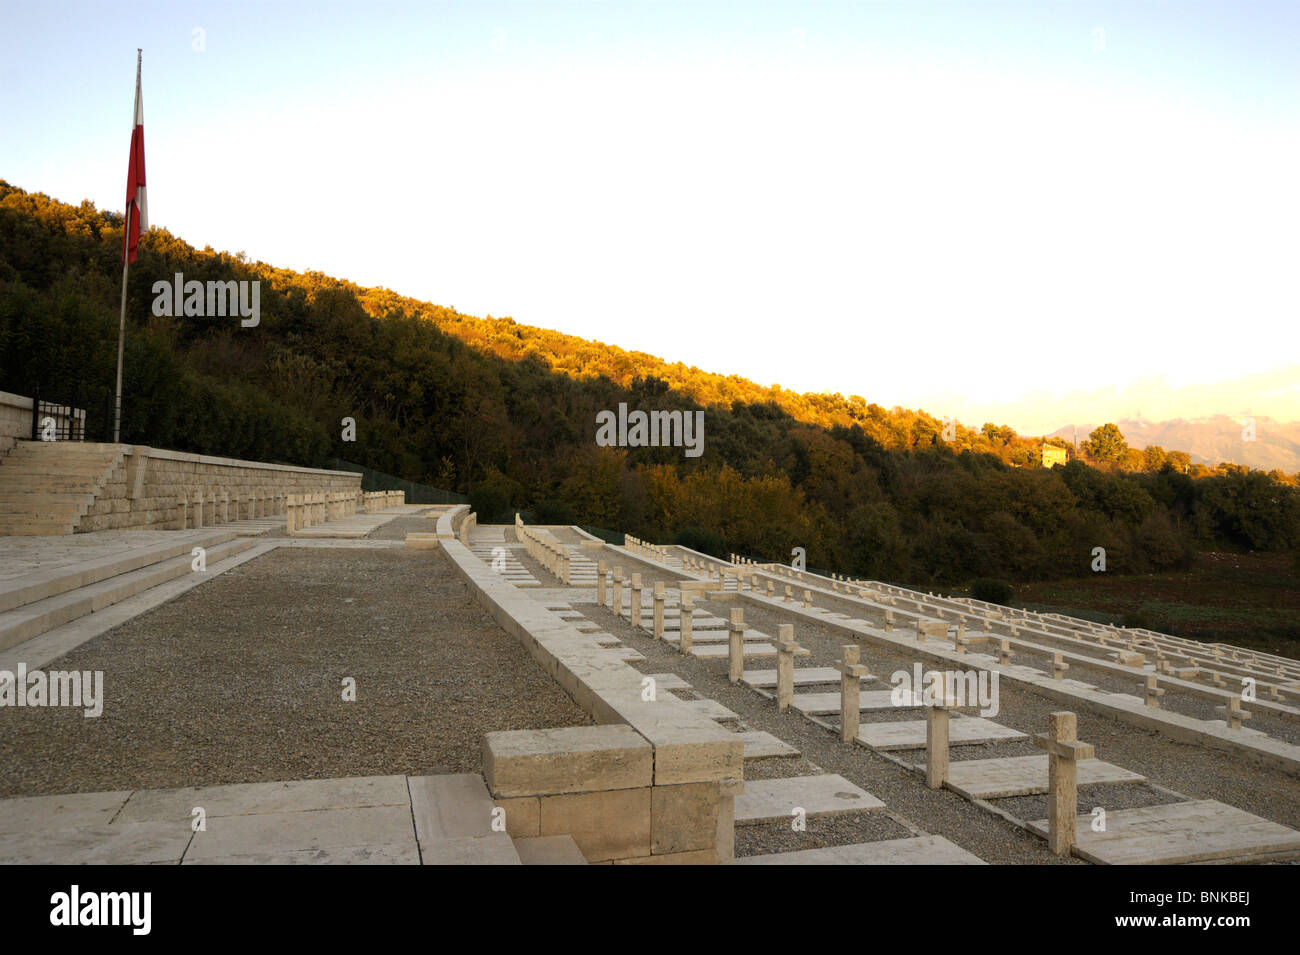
[774,624,802,711]
[1142,674,1166,708]
[1034,712,1095,856]
[1216,695,1251,731]
[926,690,964,790]
[728,608,746,683]
[680,595,695,656]
[653,581,666,640]
[836,644,871,743]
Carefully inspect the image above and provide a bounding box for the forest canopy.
[2,181,1298,586]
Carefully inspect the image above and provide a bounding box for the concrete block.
[484,725,653,798]
[651,782,720,855]
[539,788,652,862]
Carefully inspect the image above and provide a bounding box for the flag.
[123,51,147,263]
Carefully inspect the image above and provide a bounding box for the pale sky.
[2,1,1297,434]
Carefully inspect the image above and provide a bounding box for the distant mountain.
[1052,416,1300,473]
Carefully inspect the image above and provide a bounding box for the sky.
[2,1,1298,436]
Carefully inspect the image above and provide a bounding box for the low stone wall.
[435,506,743,864]
[82,445,362,532]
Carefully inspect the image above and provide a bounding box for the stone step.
[512,834,587,865]
[0,520,77,535]
[0,536,256,652]
[408,774,521,865]
[0,530,240,614]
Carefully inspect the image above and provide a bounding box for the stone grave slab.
[743,666,845,688]
[735,774,885,825]
[682,699,741,722]
[736,730,800,760]
[735,835,985,865]
[942,754,1146,799]
[1027,800,1300,865]
[645,673,691,691]
[792,690,921,716]
[856,717,1027,751]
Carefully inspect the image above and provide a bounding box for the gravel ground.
[575,575,1300,864]
[736,812,918,857]
[0,544,590,797]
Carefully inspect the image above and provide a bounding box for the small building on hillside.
[1041,444,1068,468]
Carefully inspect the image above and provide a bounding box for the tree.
[1086,423,1128,463]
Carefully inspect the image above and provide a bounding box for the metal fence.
[326,459,469,506]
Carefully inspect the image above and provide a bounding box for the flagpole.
[113,48,140,445]
[114,201,130,443]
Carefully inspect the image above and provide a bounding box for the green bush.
[970,577,1014,605]
[674,526,726,558]
[469,485,509,523]
[533,498,574,525]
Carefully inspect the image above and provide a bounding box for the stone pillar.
[629,573,643,627]
[802,589,812,608]
[926,696,958,790]
[784,584,792,603]
[192,489,204,529]
[680,596,695,656]
[765,580,774,599]
[177,497,188,530]
[998,638,1015,666]
[596,561,608,606]
[727,608,746,684]
[1141,674,1165,708]
[774,624,801,711]
[286,495,296,534]
[1035,712,1093,856]
[652,582,666,639]
[611,569,624,614]
[836,645,870,744]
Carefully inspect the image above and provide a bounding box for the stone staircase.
[0,441,126,535]
[0,530,259,653]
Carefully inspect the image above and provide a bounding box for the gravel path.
[0,544,590,797]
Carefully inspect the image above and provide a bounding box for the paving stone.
[116,775,410,824]
[0,820,191,864]
[183,843,419,865]
[183,806,415,861]
[0,789,131,833]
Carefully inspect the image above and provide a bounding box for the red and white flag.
[122,51,147,264]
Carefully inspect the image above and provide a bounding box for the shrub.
[533,498,574,525]
[673,526,726,558]
[469,485,509,523]
[970,577,1014,605]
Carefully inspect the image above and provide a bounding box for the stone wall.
[0,391,83,456]
[82,445,362,532]
[436,506,742,864]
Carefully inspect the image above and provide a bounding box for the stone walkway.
[0,773,578,864]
